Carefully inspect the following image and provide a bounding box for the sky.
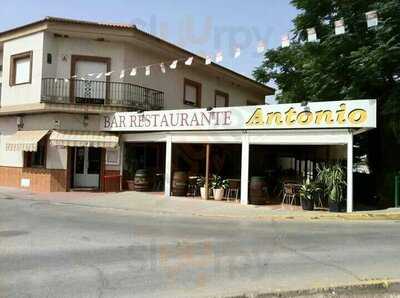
[0,0,297,91]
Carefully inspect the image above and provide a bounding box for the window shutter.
[15,57,31,84]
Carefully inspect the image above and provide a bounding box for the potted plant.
[211,175,229,201]
[196,177,208,200]
[317,163,347,212]
[299,178,320,211]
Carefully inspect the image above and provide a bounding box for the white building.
[0,17,376,213]
[0,17,272,192]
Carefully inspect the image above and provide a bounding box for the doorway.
[71,55,111,104]
[73,147,102,189]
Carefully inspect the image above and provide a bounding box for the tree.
[254,0,400,205]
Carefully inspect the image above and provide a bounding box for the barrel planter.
[134,169,153,192]
[249,176,267,205]
[172,171,188,196]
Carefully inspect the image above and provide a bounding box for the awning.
[49,130,119,148]
[6,130,49,152]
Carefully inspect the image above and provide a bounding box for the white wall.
[122,43,264,109]
[0,117,24,167]
[0,50,3,104]
[1,32,266,109]
[1,32,45,106]
[43,32,125,80]
[0,113,104,170]
[42,34,265,110]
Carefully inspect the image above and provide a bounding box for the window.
[24,137,47,168]
[183,78,201,107]
[214,90,229,107]
[106,148,120,165]
[10,51,33,86]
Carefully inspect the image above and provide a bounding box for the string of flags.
[55,10,380,83]
[296,10,379,46]
[59,45,267,83]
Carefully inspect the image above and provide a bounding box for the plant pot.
[301,198,314,211]
[213,188,225,201]
[200,187,207,200]
[126,180,135,191]
[329,200,340,212]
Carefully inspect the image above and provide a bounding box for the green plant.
[300,179,320,201]
[196,177,205,188]
[317,163,347,203]
[211,175,229,190]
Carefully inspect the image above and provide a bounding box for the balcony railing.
[41,78,164,110]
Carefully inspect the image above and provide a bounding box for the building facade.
[0,17,273,193]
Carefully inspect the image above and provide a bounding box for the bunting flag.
[216,52,223,63]
[160,63,166,74]
[366,11,378,28]
[257,41,266,53]
[307,28,318,42]
[335,19,345,35]
[185,56,194,66]
[170,60,178,69]
[234,47,241,58]
[61,11,381,83]
[281,35,290,48]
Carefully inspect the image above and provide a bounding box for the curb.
[227,279,400,298]
[1,192,400,222]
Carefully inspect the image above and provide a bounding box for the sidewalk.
[0,187,399,221]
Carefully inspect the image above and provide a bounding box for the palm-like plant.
[300,178,320,201]
[211,175,229,190]
[317,163,347,203]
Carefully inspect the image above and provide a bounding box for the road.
[0,197,400,298]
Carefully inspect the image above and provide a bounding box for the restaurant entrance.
[73,147,103,189]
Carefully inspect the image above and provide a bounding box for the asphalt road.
[0,197,400,298]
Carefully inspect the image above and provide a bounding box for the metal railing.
[41,78,164,110]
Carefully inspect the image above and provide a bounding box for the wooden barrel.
[249,176,267,205]
[172,172,188,196]
[134,169,153,192]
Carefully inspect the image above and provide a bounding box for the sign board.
[100,100,377,132]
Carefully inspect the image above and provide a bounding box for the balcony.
[41,78,164,111]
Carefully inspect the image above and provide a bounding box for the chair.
[282,183,300,206]
[187,176,200,197]
[154,173,164,191]
[291,184,302,205]
[314,189,324,208]
[225,179,240,202]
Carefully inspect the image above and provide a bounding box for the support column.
[119,142,125,191]
[205,144,211,200]
[347,131,354,213]
[240,133,249,205]
[164,135,172,198]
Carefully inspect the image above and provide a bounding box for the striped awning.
[6,130,49,152]
[49,130,119,148]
